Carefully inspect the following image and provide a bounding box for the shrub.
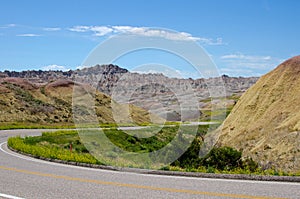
[201,147,242,170]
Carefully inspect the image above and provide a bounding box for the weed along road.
[0,130,299,199]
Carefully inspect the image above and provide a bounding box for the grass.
[162,166,300,176]
[0,79,158,127]
[198,94,240,122]
[0,122,76,130]
[103,126,178,153]
[8,132,100,165]
[0,121,163,130]
[7,126,300,176]
[7,125,203,169]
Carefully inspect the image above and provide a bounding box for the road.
[0,129,299,199]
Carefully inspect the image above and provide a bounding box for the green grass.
[7,127,300,176]
[0,121,158,130]
[103,126,178,153]
[164,166,300,176]
[7,125,204,168]
[8,132,100,165]
[199,94,241,122]
[0,122,76,130]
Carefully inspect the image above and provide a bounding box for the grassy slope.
[199,93,241,122]
[0,78,161,129]
[216,56,300,173]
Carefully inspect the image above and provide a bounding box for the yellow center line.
[0,165,287,199]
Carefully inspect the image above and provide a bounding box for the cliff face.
[0,65,258,121]
[216,56,300,172]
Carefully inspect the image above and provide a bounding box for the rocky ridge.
[1,64,258,121]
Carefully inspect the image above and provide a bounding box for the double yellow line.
[0,165,287,199]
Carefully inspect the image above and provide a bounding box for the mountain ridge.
[1,64,258,121]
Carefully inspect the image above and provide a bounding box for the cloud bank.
[68,25,224,45]
[219,53,284,76]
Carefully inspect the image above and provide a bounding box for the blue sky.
[0,0,299,78]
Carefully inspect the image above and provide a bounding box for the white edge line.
[0,142,43,163]
[1,142,300,186]
[0,193,25,199]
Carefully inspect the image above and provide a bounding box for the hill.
[0,65,258,121]
[0,77,158,127]
[216,56,300,172]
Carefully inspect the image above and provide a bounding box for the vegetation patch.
[8,125,299,176]
[8,130,100,165]
[0,122,75,130]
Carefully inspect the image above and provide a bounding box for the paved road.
[0,129,299,199]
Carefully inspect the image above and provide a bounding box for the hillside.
[0,65,258,121]
[0,77,158,127]
[216,56,300,172]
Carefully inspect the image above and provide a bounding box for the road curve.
[0,129,299,199]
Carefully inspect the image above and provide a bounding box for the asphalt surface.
[0,129,299,199]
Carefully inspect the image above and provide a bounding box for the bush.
[201,147,242,170]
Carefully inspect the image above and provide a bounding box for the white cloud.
[7,23,16,27]
[43,27,61,31]
[198,37,224,45]
[16,33,41,37]
[221,53,271,61]
[68,25,113,36]
[132,68,182,78]
[76,65,89,70]
[0,24,16,29]
[90,26,113,36]
[111,26,199,41]
[68,26,91,32]
[42,64,69,71]
[219,53,284,76]
[2,24,224,45]
[220,68,263,77]
[68,25,224,45]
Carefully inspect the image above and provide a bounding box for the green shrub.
[201,147,242,171]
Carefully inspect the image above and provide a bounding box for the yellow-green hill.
[0,78,161,127]
[216,56,300,172]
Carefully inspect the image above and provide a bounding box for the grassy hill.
[215,56,300,173]
[0,78,161,129]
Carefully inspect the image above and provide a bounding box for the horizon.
[0,63,261,79]
[1,1,299,78]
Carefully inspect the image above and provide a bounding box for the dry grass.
[0,78,162,128]
[216,56,300,173]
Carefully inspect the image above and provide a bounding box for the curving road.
[0,129,299,199]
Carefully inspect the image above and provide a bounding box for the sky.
[0,0,299,78]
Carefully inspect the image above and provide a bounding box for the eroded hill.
[0,78,159,127]
[0,64,258,121]
[216,56,300,172]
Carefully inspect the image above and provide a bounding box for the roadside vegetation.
[0,122,75,130]
[8,130,100,164]
[8,125,299,176]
